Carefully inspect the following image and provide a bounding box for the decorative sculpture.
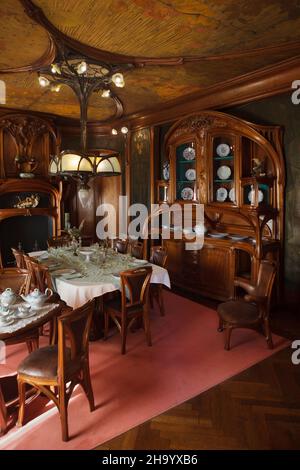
[14,193,40,209]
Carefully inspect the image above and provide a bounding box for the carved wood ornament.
[0,113,59,178]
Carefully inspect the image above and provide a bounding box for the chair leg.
[104,311,109,340]
[149,291,154,309]
[31,338,39,351]
[217,317,224,332]
[224,326,233,351]
[158,285,165,316]
[17,379,26,427]
[143,308,152,347]
[58,385,69,442]
[121,322,127,355]
[263,319,273,349]
[82,363,95,412]
[26,341,33,354]
[0,386,7,435]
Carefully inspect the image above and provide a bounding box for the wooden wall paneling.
[0,129,4,178]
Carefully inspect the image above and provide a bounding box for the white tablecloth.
[29,250,171,309]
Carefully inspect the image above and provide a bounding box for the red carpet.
[0,291,288,450]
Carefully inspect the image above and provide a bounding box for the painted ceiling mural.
[1,0,300,120]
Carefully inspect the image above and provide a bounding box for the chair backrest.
[0,268,31,295]
[23,255,38,289]
[28,258,53,292]
[254,260,277,313]
[130,242,144,259]
[57,300,94,379]
[150,246,167,268]
[120,267,152,309]
[11,248,26,269]
[47,236,70,248]
[115,239,128,254]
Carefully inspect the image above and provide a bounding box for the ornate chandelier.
[40,49,129,205]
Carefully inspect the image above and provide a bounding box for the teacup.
[0,304,10,316]
[18,304,32,316]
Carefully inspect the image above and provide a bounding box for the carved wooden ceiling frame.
[1,0,300,122]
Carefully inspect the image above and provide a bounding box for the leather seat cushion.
[18,345,70,379]
[104,296,143,316]
[217,300,259,325]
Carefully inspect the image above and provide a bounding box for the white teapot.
[0,288,17,307]
[21,288,53,309]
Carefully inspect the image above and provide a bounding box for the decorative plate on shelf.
[162,161,170,181]
[216,143,230,157]
[185,168,196,181]
[248,189,264,204]
[181,187,194,200]
[216,187,228,202]
[183,147,195,161]
[229,234,248,241]
[217,165,231,180]
[229,188,235,202]
[208,232,228,238]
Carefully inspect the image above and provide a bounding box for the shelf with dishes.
[175,141,197,201]
[212,136,236,205]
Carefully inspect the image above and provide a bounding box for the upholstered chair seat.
[18,345,71,380]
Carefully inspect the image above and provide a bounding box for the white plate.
[217,165,231,180]
[181,187,194,200]
[229,234,248,241]
[0,317,15,326]
[51,268,76,276]
[216,143,230,157]
[216,187,228,202]
[185,169,196,181]
[17,310,37,319]
[183,147,195,161]
[208,232,228,238]
[248,189,264,204]
[229,188,235,202]
[163,162,169,180]
[133,259,148,264]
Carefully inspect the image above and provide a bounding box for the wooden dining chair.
[149,246,168,316]
[47,235,71,248]
[23,254,38,290]
[130,241,144,259]
[217,260,277,350]
[0,268,39,353]
[114,238,128,254]
[103,267,152,354]
[17,299,95,442]
[0,268,31,296]
[11,248,26,269]
[27,258,54,292]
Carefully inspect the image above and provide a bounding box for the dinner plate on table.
[51,268,76,276]
[132,259,148,264]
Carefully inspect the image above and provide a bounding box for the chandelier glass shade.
[49,150,121,176]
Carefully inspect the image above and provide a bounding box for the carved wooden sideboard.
[155,111,285,301]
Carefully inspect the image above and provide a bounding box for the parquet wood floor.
[96,287,300,450]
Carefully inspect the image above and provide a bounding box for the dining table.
[28,246,171,310]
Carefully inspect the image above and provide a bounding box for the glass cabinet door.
[212,135,235,205]
[175,142,196,202]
